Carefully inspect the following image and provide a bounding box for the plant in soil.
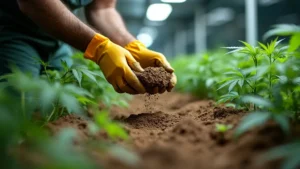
[212,123,233,144]
[1,24,300,169]
[217,24,300,168]
[169,24,300,169]
[0,54,132,169]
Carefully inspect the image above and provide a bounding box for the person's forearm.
[17,0,96,51]
[85,0,135,47]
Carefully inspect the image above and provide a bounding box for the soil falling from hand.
[135,67,172,113]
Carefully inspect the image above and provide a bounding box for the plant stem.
[62,74,74,84]
[292,92,299,121]
[268,56,272,99]
[43,65,51,82]
[252,54,258,110]
[59,107,65,116]
[47,107,56,122]
[60,70,70,80]
[21,91,26,119]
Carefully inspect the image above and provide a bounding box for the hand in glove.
[84,34,145,94]
[125,40,177,93]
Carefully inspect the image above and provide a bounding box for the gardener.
[0,0,176,94]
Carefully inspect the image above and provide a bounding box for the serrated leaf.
[217,79,236,90]
[228,80,238,92]
[217,91,239,104]
[61,60,69,71]
[240,95,273,108]
[259,42,268,51]
[235,111,271,137]
[80,69,98,84]
[59,93,82,114]
[72,69,82,87]
[238,79,244,88]
[77,96,97,105]
[240,40,256,54]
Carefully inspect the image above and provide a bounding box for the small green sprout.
[215,123,233,133]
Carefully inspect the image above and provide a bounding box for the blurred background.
[81,0,300,58]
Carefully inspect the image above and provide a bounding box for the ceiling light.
[259,0,281,6]
[146,3,172,21]
[207,7,235,26]
[161,0,186,3]
[137,33,153,47]
[140,27,158,39]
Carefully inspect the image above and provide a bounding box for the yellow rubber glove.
[84,34,146,94]
[125,40,177,93]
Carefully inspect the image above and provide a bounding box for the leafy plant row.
[172,24,300,169]
[0,54,135,169]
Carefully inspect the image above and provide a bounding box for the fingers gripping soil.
[134,67,172,94]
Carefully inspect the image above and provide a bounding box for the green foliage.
[235,111,271,137]
[0,52,132,168]
[216,25,300,139]
[215,123,233,133]
[72,53,131,107]
[263,141,300,169]
[1,68,92,122]
[36,128,96,169]
[171,49,242,98]
[94,110,128,140]
[217,91,240,104]
[264,24,300,53]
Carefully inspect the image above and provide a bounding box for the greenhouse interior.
[1,0,300,169]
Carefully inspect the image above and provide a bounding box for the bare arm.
[85,0,135,47]
[17,0,96,51]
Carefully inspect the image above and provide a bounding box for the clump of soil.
[135,67,172,94]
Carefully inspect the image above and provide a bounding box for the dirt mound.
[48,92,297,169]
[135,67,171,93]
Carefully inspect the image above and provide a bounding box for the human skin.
[17,0,175,94]
[17,0,135,51]
[85,0,136,47]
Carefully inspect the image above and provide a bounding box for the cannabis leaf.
[235,111,271,137]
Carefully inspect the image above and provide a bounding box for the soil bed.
[48,92,297,169]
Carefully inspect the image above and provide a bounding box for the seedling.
[215,123,233,133]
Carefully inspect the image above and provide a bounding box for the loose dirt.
[47,92,299,169]
[135,67,172,94]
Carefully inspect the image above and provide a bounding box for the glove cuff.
[124,40,146,50]
[84,34,109,62]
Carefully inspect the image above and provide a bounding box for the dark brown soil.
[46,92,299,169]
[135,67,172,93]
